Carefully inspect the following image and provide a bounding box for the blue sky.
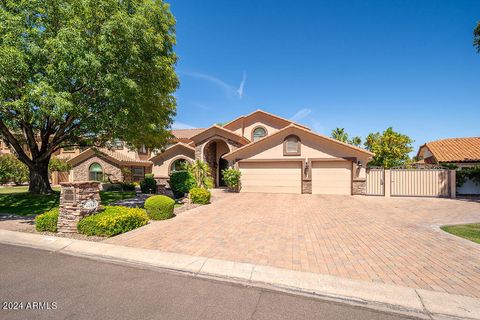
[169,0,480,153]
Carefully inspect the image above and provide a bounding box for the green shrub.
[35,208,59,232]
[456,166,480,188]
[102,183,123,192]
[144,195,175,220]
[190,187,211,204]
[77,206,149,237]
[140,174,157,194]
[222,168,241,192]
[120,182,136,191]
[169,171,196,198]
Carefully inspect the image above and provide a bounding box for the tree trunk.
[28,161,53,194]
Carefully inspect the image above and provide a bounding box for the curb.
[1,229,479,320]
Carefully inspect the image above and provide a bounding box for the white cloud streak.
[180,70,246,99]
[237,71,246,98]
[290,108,313,121]
[171,121,196,129]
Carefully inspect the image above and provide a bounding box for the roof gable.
[149,143,195,162]
[189,125,250,145]
[67,148,152,167]
[223,109,310,131]
[224,124,374,161]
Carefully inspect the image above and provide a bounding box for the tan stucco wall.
[231,131,370,179]
[152,148,195,178]
[72,156,123,182]
[227,113,291,140]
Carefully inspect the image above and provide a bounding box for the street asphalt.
[0,244,418,320]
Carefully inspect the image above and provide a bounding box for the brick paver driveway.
[106,191,480,298]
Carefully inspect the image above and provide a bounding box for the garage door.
[239,161,301,194]
[312,161,351,195]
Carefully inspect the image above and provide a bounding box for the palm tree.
[188,160,212,189]
[331,128,348,143]
[349,136,362,147]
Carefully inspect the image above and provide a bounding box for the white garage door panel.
[312,161,351,195]
[239,161,301,194]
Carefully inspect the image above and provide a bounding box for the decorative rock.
[57,181,101,234]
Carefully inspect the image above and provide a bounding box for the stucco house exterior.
[416,137,480,195]
[61,109,374,195]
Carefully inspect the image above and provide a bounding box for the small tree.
[188,160,212,189]
[49,156,71,173]
[364,127,413,168]
[331,128,348,143]
[0,154,29,185]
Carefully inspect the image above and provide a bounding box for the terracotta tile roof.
[171,128,205,140]
[96,148,151,164]
[424,137,480,163]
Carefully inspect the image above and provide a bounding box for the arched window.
[252,127,267,142]
[170,158,187,173]
[89,163,103,181]
[283,135,301,155]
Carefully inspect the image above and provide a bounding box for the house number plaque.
[63,187,76,204]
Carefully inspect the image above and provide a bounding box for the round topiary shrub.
[144,195,175,220]
[35,208,59,232]
[189,187,211,205]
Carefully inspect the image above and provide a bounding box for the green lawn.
[441,223,480,244]
[0,188,136,216]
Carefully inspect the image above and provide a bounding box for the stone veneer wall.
[302,180,312,194]
[352,179,366,195]
[57,181,101,233]
[72,156,122,182]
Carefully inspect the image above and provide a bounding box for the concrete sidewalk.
[1,229,479,320]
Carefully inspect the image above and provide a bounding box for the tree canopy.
[475,21,480,52]
[364,127,414,168]
[331,128,348,143]
[0,0,178,193]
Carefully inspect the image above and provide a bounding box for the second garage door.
[239,161,301,194]
[312,161,352,195]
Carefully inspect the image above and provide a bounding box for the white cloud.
[290,108,312,121]
[171,121,196,130]
[237,71,246,99]
[180,70,246,99]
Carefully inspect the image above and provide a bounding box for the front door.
[219,157,229,187]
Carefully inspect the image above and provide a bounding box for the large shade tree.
[0,0,179,194]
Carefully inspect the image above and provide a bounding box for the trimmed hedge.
[77,206,149,237]
[169,171,196,198]
[144,195,175,220]
[35,208,59,232]
[190,188,211,205]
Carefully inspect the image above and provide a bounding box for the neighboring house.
[63,109,374,195]
[416,137,480,194]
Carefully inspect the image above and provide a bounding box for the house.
[63,109,374,195]
[416,137,480,168]
[416,137,480,195]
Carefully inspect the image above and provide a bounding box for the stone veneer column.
[302,180,312,194]
[57,181,101,233]
[352,179,366,195]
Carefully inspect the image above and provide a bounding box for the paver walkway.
[106,191,480,298]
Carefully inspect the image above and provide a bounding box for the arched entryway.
[203,139,230,187]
